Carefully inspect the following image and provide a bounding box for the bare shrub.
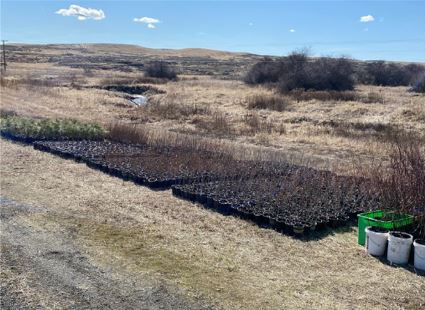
[279,56,355,92]
[145,61,177,80]
[359,61,425,86]
[245,51,355,92]
[244,57,281,84]
[411,73,425,93]
[364,136,425,237]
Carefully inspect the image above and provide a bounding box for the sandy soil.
[1,138,424,309]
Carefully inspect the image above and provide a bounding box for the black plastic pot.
[206,196,214,208]
[217,200,232,215]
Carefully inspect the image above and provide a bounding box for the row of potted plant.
[365,226,425,272]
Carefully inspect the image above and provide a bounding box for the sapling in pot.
[367,135,425,265]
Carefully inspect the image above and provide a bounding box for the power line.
[1,40,7,72]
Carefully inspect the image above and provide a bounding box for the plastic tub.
[413,239,425,271]
[365,226,388,256]
[387,231,413,265]
[357,211,413,246]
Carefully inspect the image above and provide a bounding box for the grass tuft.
[247,94,290,112]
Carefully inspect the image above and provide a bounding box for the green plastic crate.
[357,210,414,246]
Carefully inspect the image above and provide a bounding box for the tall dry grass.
[247,94,291,112]
[106,122,319,167]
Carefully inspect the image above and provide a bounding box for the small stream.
[130,95,148,106]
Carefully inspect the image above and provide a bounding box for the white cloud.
[56,5,105,21]
[289,29,295,33]
[134,17,160,29]
[248,22,254,26]
[360,15,375,23]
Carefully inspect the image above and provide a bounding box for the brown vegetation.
[2,46,425,173]
[144,61,178,80]
[2,139,424,309]
[361,135,425,237]
[247,94,290,111]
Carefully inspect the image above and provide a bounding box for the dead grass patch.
[247,94,291,112]
[2,139,424,310]
[192,111,233,136]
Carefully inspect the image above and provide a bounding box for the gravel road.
[0,197,211,310]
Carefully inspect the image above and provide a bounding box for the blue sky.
[1,1,425,61]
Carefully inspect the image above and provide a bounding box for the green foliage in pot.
[0,115,105,141]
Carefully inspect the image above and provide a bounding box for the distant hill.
[6,43,269,77]
[6,43,423,77]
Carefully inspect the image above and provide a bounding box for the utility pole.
[1,40,7,72]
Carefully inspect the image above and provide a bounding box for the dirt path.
[1,139,424,309]
[0,197,210,310]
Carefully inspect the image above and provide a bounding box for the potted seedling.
[413,239,425,271]
[365,226,389,256]
[362,135,424,266]
[387,231,414,265]
[413,215,425,272]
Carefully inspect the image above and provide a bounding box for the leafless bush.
[244,57,281,84]
[247,94,290,111]
[144,61,177,80]
[360,135,425,237]
[245,51,355,92]
[411,73,425,93]
[359,61,425,86]
[279,56,355,92]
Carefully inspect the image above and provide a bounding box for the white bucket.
[413,239,425,271]
[387,232,413,265]
[365,227,388,256]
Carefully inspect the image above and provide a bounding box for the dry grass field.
[1,139,425,309]
[1,44,425,309]
[2,45,424,172]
